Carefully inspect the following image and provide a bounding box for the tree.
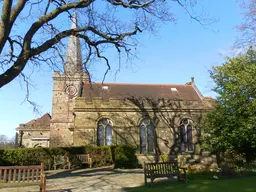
[236,0,256,48]
[202,48,256,162]
[0,0,210,88]
[0,135,15,148]
[0,135,7,143]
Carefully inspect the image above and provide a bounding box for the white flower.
[213,175,219,179]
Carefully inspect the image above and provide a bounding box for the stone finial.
[191,77,194,84]
[64,12,83,74]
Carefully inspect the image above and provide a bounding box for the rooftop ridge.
[83,82,191,86]
[24,113,51,125]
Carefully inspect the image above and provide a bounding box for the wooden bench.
[0,163,46,192]
[53,155,71,170]
[75,153,92,168]
[144,161,187,186]
[53,153,92,170]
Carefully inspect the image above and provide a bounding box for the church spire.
[64,12,83,74]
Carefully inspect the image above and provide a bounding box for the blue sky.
[0,0,243,138]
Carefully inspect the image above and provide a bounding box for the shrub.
[86,146,113,167]
[0,145,138,169]
[112,145,138,169]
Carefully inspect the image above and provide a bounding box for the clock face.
[65,85,77,98]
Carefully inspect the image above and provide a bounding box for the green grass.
[125,176,256,192]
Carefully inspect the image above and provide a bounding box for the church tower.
[50,13,89,147]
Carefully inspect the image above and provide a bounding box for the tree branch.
[0,1,96,88]
[107,0,156,9]
[0,0,13,53]
[0,0,212,89]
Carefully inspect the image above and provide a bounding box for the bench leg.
[89,159,92,168]
[150,177,154,187]
[184,172,187,184]
[40,174,46,192]
[178,174,187,183]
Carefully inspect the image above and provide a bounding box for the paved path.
[0,168,145,192]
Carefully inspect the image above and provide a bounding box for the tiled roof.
[82,82,202,101]
[23,113,51,127]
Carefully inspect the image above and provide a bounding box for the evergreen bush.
[0,145,138,169]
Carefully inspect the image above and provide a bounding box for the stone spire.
[64,12,83,74]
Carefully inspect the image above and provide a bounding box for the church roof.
[82,82,203,101]
[22,113,51,127]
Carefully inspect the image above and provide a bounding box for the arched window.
[97,119,113,146]
[140,118,155,153]
[180,118,193,152]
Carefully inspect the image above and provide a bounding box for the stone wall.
[73,97,208,156]
[50,72,88,146]
[16,126,50,148]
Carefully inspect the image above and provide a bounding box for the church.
[16,14,215,165]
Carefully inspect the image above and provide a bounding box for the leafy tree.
[0,0,210,88]
[202,48,256,162]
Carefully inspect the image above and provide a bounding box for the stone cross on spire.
[64,12,83,74]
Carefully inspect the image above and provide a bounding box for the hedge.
[112,145,138,168]
[0,145,138,169]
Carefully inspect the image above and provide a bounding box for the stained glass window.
[180,119,193,152]
[97,119,113,146]
[140,118,155,153]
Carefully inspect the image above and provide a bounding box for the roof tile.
[82,82,201,101]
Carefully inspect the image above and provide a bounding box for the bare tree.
[0,0,211,88]
[0,135,15,149]
[0,135,7,143]
[236,0,256,48]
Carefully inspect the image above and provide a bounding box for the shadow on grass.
[124,176,256,192]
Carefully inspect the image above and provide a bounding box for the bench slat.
[18,169,21,183]
[27,169,30,182]
[36,169,39,182]
[13,169,16,182]
[3,169,7,183]
[0,165,41,170]
[32,169,34,182]
[22,168,26,182]
[8,169,11,182]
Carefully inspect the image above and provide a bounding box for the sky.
[0,0,244,138]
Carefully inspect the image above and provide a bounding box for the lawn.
[125,176,256,192]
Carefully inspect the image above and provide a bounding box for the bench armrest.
[178,167,187,174]
[178,167,187,183]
